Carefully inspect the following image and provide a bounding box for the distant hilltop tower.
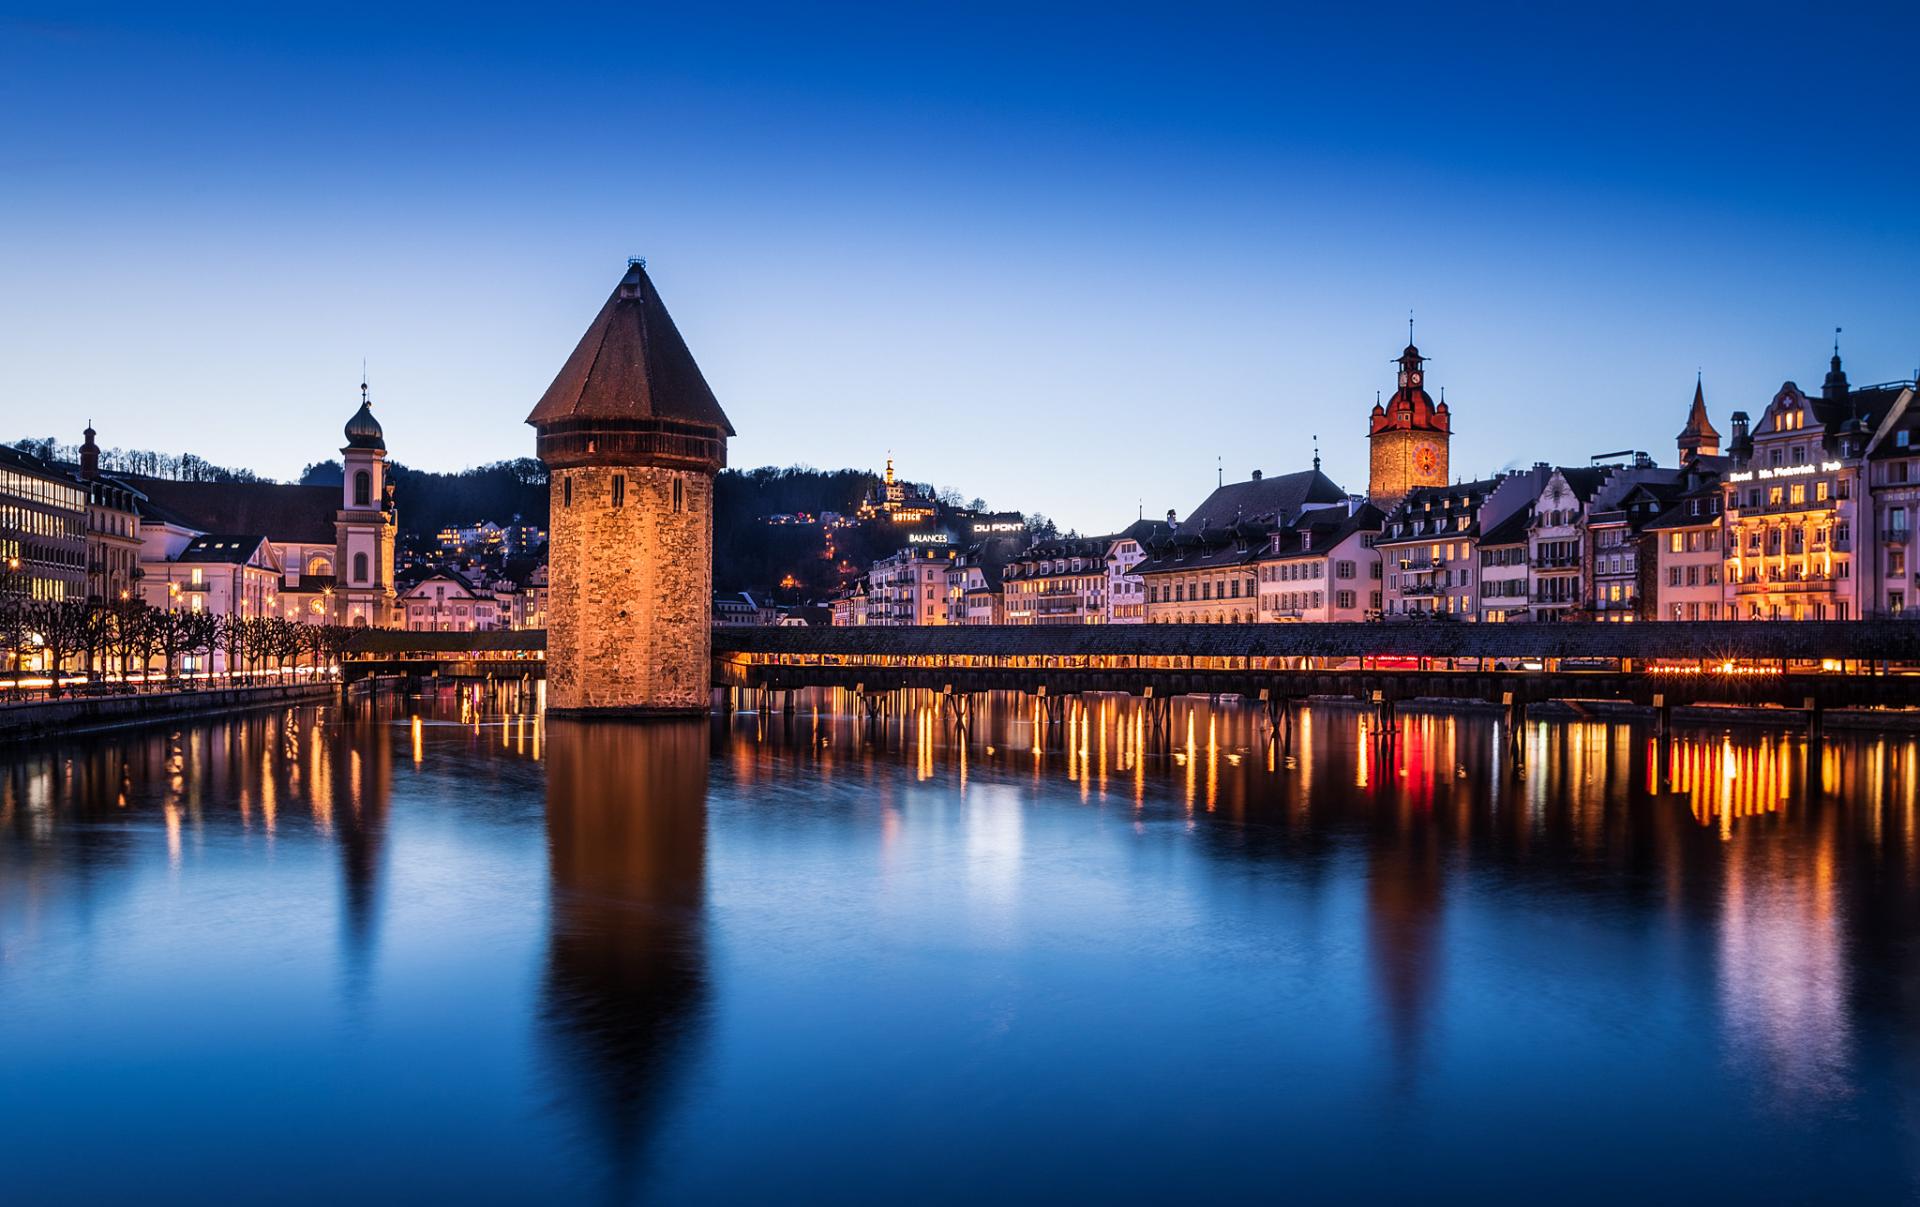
[528,260,735,716]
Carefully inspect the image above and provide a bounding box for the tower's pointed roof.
[527,261,735,434]
[1677,375,1719,443]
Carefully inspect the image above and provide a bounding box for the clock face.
[1414,445,1438,476]
[1407,371,1422,387]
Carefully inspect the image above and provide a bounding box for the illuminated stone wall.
[546,464,714,714]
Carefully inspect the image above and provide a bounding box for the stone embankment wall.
[0,682,346,743]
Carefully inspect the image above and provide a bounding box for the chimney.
[80,424,99,480]
[1166,509,1177,525]
[1251,469,1262,481]
[1728,410,1753,467]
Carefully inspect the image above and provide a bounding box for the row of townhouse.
[1370,353,1920,623]
[398,565,547,631]
[830,345,1917,626]
[832,521,1171,626]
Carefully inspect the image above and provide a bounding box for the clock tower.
[1367,341,1451,507]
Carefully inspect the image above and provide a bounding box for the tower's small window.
[562,477,572,508]
[672,478,684,513]
[611,474,626,508]
[353,470,371,507]
[353,552,369,584]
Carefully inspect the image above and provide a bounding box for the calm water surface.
[3,688,1919,1203]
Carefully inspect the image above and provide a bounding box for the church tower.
[337,382,397,626]
[528,260,735,716]
[1367,341,1451,507]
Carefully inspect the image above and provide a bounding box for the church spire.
[1823,327,1850,401]
[1676,371,1721,459]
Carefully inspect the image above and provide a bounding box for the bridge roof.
[345,629,546,655]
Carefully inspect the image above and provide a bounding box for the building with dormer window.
[1721,344,1906,621]
[1862,383,1919,616]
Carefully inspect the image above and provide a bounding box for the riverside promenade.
[0,680,367,743]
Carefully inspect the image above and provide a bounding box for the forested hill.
[300,457,551,540]
[21,431,971,598]
[712,467,882,595]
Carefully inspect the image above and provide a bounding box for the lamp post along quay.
[527,260,736,716]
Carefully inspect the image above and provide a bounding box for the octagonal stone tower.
[528,261,735,716]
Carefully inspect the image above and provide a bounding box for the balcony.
[1533,555,1580,569]
[1886,529,1913,545]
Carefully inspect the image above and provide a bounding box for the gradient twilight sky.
[3,2,1916,531]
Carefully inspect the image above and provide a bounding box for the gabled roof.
[1644,475,1725,532]
[526,261,735,435]
[1867,386,1918,459]
[177,534,273,565]
[1112,518,1173,546]
[1180,468,1347,531]
[127,478,339,544]
[1478,506,1532,547]
[1260,503,1384,561]
[1552,466,1610,502]
[1377,477,1503,538]
[402,573,484,600]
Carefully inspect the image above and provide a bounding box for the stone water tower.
[528,261,734,715]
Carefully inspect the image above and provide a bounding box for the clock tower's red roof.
[1368,343,1451,436]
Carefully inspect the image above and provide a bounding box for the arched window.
[353,552,369,583]
[354,470,371,507]
[307,555,332,578]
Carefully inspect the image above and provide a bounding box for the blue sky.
[2,2,1916,530]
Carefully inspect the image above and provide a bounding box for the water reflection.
[4,690,1920,1200]
[540,718,708,1192]
[725,690,1920,1118]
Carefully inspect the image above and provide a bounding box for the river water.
[2,687,1918,1203]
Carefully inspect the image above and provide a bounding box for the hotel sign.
[972,521,1024,534]
[1726,460,1842,483]
[908,532,952,545]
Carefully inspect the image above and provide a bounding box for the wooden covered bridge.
[344,621,1920,730]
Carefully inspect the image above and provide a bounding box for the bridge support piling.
[1652,692,1669,738]
[1805,695,1823,742]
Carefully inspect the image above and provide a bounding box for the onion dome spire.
[344,375,386,451]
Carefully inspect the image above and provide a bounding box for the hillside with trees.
[16,430,1032,602]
